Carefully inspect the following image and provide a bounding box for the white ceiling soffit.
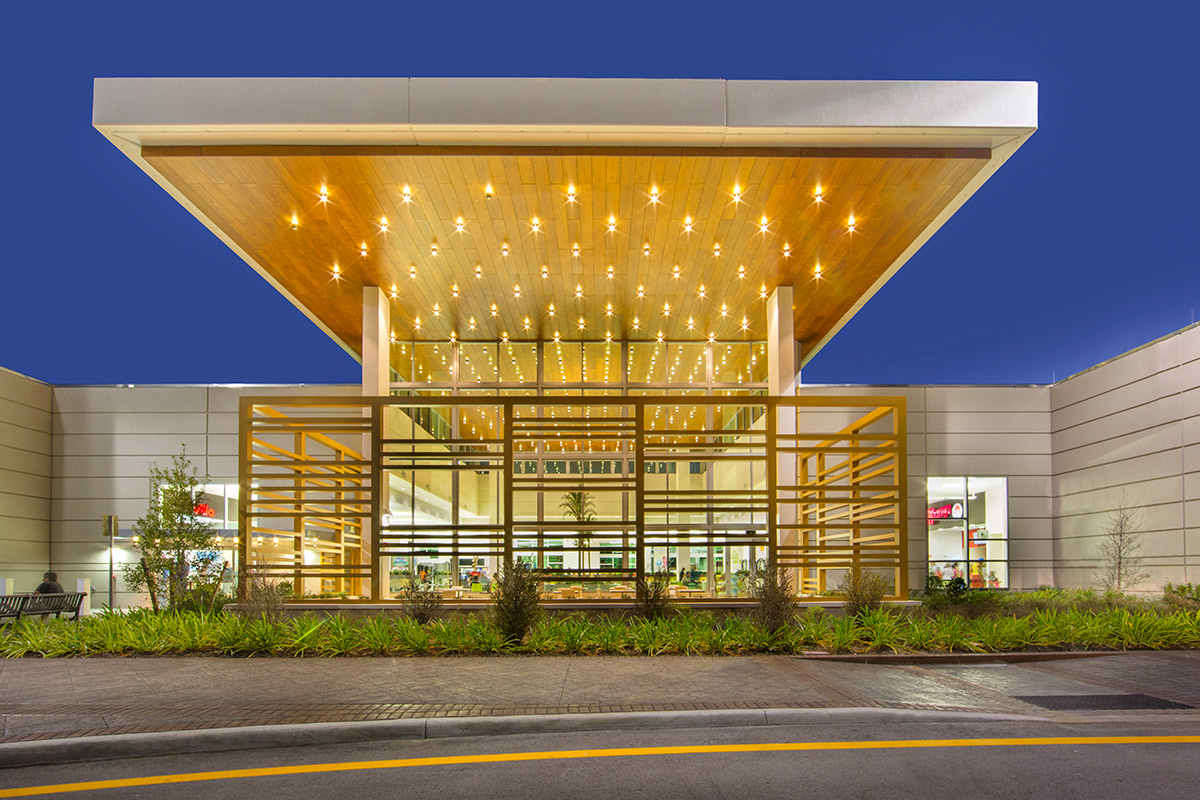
[94,77,1037,148]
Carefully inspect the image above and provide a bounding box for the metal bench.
[0,593,86,623]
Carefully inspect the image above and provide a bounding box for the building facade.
[5,77,1192,607]
[2,320,1195,606]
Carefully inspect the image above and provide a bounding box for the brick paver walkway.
[1,652,1196,742]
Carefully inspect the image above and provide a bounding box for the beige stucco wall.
[0,367,53,593]
[50,384,357,608]
[1050,323,1200,589]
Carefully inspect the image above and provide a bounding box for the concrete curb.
[0,707,1046,769]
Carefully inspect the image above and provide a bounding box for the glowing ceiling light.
[606,264,614,279]
[814,184,824,203]
[572,243,580,258]
[783,243,791,258]
[848,214,857,233]
[542,265,549,278]
[547,302,555,316]
[389,283,398,299]
[737,264,746,279]
[713,243,721,257]
[637,284,645,298]
[319,185,329,203]
[523,317,531,330]
[501,331,509,342]
[485,183,494,199]
[686,316,695,331]
[450,331,457,342]
[741,316,749,332]
[290,214,299,230]
[672,264,681,279]
[605,331,612,343]
[455,216,465,233]
[656,331,664,343]
[531,216,541,233]
[513,284,521,298]
[401,185,412,203]
[430,241,437,257]
[433,303,440,316]
[643,242,651,257]
[605,302,613,316]
[414,316,422,330]
[567,184,576,202]
[409,264,417,279]
[720,303,729,317]
[360,242,369,257]
[501,242,510,257]
[553,331,561,343]
[732,184,742,203]
[707,332,716,343]
[573,285,583,299]
[683,215,694,233]
[468,317,476,330]
[698,285,706,299]
[633,316,640,330]
[607,215,617,233]
[759,215,769,233]
[759,284,768,299]
[814,262,823,278]
[662,301,671,316]
[578,317,586,330]
[331,264,341,278]
[475,264,483,279]
[490,303,498,316]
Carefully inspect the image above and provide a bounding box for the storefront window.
[927,477,1008,589]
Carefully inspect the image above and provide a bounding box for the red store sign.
[927,501,964,525]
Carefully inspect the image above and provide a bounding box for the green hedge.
[4,606,1200,658]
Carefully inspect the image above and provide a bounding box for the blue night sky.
[2,0,1195,387]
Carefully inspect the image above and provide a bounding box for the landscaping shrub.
[398,569,443,624]
[838,565,892,617]
[633,571,674,620]
[491,560,543,644]
[238,576,286,621]
[749,561,796,632]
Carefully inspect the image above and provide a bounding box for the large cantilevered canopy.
[93,78,1037,367]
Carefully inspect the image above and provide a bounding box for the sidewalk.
[3,651,1198,744]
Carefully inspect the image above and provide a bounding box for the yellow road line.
[2,736,1198,797]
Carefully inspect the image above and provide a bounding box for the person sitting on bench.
[34,571,64,594]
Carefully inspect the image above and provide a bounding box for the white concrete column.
[767,286,799,588]
[766,286,797,396]
[362,286,390,396]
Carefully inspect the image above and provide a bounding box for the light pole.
[102,515,118,610]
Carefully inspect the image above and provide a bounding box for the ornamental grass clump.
[633,571,674,620]
[491,560,543,645]
[749,561,796,632]
[838,565,892,617]
[398,568,443,625]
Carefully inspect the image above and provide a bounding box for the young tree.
[123,446,221,611]
[1095,492,1151,592]
[559,490,596,573]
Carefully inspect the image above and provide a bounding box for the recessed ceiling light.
[401,185,412,203]
[290,214,299,230]
[319,185,329,203]
[409,264,417,279]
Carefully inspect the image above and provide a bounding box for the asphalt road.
[2,719,1198,799]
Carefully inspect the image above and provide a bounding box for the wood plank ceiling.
[145,146,988,362]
